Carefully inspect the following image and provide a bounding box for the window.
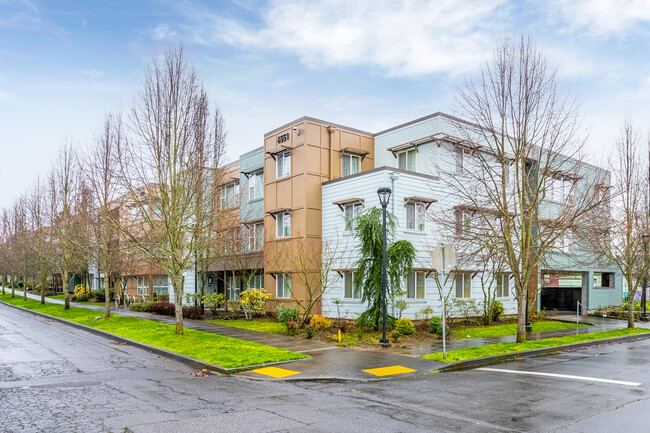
[99,277,106,291]
[88,274,94,291]
[153,198,163,220]
[406,202,426,231]
[455,211,471,235]
[276,151,291,179]
[276,273,291,298]
[249,274,265,290]
[495,274,510,298]
[406,271,425,299]
[220,183,239,209]
[555,231,573,253]
[594,272,614,288]
[249,171,264,200]
[455,148,473,174]
[342,154,361,177]
[137,276,148,295]
[227,276,241,300]
[344,202,363,232]
[547,176,573,203]
[397,148,416,171]
[276,212,290,238]
[455,273,472,298]
[344,271,361,299]
[153,276,169,295]
[248,222,264,251]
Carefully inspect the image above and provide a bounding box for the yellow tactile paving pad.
[363,365,417,377]
[251,366,301,378]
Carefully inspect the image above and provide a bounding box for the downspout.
[328,127,335,180]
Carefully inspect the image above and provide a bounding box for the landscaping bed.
[0,293,308,369]
[207,318,285,334]
[423,328,650,362]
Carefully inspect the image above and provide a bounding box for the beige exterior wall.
[263,118,374,313]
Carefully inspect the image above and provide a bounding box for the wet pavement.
[2,302,650,432]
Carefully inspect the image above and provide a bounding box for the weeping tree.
[354,207,416,330]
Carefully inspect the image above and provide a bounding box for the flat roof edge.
[264,116,374,137]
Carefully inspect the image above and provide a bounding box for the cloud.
[149,23,179,41]
[80,69,107,79]
[0,0,68,37]
[176,0,510,77]
[546,0,650,38]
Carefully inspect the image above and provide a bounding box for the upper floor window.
[455,273,472,298]
[342,154,361,177]
[495,274,510,298]
[406,271,425,299]
[455,148,474,174]
[344,202,363,232]
[276,151,291,179]
[406,202,426,231]
[547,176,573,203]
[220,183,239,209]
[344,271,361,299]
[249,222,264,251]
[455,210,472,235]
[398,148,416,171]
[554,230,574,253]
[276,212,291,238]
[276,273,291,299]
[249,171,264,200]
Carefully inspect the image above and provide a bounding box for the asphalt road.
[1,303,649,432]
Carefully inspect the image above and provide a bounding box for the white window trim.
[342,153,361,177]
[249,171,264,201]
[343,271,361,299]
[397,148,416,171]
[276,212,291,238]
[137,276,148,295]
[455,273,472,298]
[496,274,510,298]
[343,202,363,232]
[406,271,426,299]
[276,151,291,179]
[276,273,291,299]
[405,202,426,231]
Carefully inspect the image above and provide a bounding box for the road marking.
[363,365,417,377]
[477,367,641,387]
[251,366,300,378]
[300,347,338,353]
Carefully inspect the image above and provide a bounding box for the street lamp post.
[377,186,392,345]
[642,234,649,320]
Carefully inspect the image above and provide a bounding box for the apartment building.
[146,111,620,318]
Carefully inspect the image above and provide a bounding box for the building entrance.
[540,272,583,311]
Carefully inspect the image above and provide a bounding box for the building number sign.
[277,133,289,144]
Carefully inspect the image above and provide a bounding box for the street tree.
[447,36,607,342]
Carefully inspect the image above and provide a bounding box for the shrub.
[157,294,169,303]
[286,320,299,336]
[203,293,225,314]
[490,300,505,323]
[415,306,434,320]
[129,302,154,313]
[150,302,176,316]
[183,306,203,320]
[240,288,271,320]
[304,325,315,339]
[73,284,90,297]
[429,316,444,335]
[71,294,77,301]
[276,305,300,326]
[310,314,333,331]
[394,318,415,335]
[76,292,91,302]
[184,293,202,305]
[93,290,106,302]
[390,330,400,342]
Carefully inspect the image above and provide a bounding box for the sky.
[1,0,650,209]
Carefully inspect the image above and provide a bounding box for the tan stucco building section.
[263,117,374,313]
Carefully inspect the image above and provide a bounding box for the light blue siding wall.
[239,147,265,222]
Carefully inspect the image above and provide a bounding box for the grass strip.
[207,319,285,334]
[47,294,108,307]
[424,328,650,362]
[1,293,308,368]
[455,321,589,339]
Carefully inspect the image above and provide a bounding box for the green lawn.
[455,321,589,339]
[208,319,285,334]
[1,293,307,368]
[424,328,650,362]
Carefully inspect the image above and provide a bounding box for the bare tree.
[446,36,606,342]
[116,44,224,334]
[25,177,54,304]
[588,120,650,328]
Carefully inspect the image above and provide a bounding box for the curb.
[436,332,650,372]
[0,300,307,374]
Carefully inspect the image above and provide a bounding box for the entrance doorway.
[540,272,583,311]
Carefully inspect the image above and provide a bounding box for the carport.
[540,271,586,311]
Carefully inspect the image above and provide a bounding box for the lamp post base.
[379,339,391,347]
[641,315,650,322]
[525,324,533,333]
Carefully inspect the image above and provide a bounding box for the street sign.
[432,244,456,274]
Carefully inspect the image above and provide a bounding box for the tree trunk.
[11,275,16,298]
[1,276,4,295]
[172,274,184,335]
[198,272,207,315]
[23,275,27,300]
[63,271,70,310]
[104,277,111,319]
[627,294,636,329]
[40,275,46,305]
[517,294,527,343]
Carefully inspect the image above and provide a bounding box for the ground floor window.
[99,277,106,291]
[594,272,614,288]
[227,276,241,300]
[88,274,94,290]
[153,276,169,295]
[276,273,291,299]
[248,274,264,290]
[495,274,510,298]
[455,273,472,298]
[344,271,361,299]
[406,271,425,299]
[137,276,148,295]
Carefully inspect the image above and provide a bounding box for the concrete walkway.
[5,289,645,381]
